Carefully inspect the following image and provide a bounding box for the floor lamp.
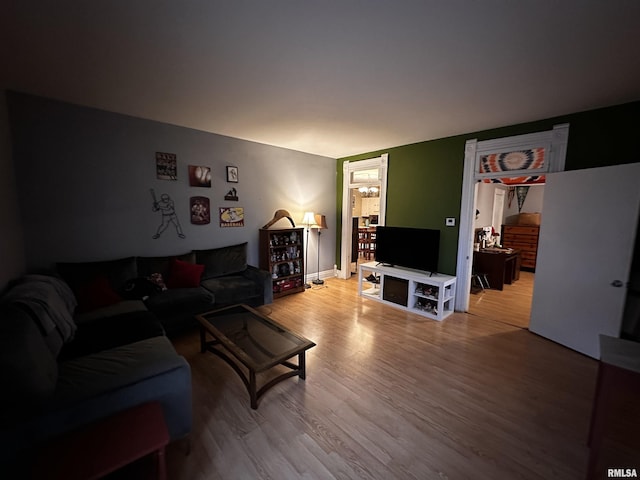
[312,214,328,285]
[301,211,315,289]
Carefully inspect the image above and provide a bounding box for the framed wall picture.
[190,196,210,225]
[219,207,244,227]
[156,152,177,180]
[226,165,239,183]
[188,165,211,187]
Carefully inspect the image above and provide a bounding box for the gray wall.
[7,92,336,274]
[0,91,25,290]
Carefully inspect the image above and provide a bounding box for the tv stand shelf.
[358,262,456,321]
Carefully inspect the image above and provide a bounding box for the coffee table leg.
[299,352,306,380]
[156,446,167,480]
[250,370,258,409]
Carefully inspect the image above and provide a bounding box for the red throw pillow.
[76,276,122,313]
[167,258,204,288]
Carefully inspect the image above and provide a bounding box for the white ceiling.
[3,1,640,158]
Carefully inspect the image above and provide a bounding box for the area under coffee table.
[196,304,316,409]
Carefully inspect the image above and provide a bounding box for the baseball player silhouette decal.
[150,189,185,239]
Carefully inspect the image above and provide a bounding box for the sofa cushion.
[0,304,58,418]
[166,259,204,289]
[74,300,147,325]
[195,242,247,279]
[57,257,138,295]
[201,274,262,305]
[136,253,195,281]
[75,275,123,313]
[2,336,192,455]
[59,310,164,361]
[143,287,214,316]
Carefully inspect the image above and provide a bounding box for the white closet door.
[530,162,640,358]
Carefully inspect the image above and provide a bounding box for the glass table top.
[197,304,315,372]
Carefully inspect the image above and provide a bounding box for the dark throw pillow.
[75,276,122,313]
[167,258,204,288]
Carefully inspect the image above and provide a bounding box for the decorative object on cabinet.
[358,262,456,321]
[259,227,305,298]
[262,209,296,229]
[501,223,540,270]
[226,165,238,183]
[311,214,328,285]
[301,212,315,289]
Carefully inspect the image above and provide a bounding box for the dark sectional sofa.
[57,241,273,336]
[0,242,272,468]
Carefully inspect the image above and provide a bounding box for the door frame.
[455,124,570,311]
[339,154,388,279]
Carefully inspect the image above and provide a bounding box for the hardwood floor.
[166,275,597,479]
[468,270,534,329]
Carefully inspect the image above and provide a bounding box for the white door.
[529,162,640,358]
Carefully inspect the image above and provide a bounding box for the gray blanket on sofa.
[4,275,77,349]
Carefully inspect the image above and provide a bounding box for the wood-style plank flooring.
[468,271,534,329]
[166,275,596,479]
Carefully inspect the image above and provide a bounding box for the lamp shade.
[313,214,328,230]
[302,211,315,226]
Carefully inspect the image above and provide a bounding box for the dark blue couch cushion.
[57,257,138,295]
[58,310,164,361]
[195,242,247,280]
[200,275,262,306]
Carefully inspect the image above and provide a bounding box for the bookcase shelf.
[259,227,305,298]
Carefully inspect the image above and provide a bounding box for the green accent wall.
[337,100,640,275]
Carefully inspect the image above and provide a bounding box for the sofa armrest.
[243,265,273,305]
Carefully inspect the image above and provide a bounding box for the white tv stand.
[357,262,456,321]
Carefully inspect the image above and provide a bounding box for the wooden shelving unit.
[259,227,305,298]
[358,262,456,321]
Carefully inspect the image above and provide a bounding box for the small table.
[33,401,169,480]
[196,304,316,409]
[473,248,521,290]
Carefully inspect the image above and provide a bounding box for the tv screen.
[375,226,440,273]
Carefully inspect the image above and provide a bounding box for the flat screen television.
[375,226,440,273]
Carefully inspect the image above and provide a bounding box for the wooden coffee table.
[196,304,316,409]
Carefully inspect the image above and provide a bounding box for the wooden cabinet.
[358,227,376,260]
[501,224,540,270]
[259,228,305,298]
[361,197,380,217]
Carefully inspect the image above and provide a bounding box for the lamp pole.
[312,229,324,285]
[301,211,315,289]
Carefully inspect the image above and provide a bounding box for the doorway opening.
[339,154,388,279]
[468,181,545,329]
[455,124,569,325]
